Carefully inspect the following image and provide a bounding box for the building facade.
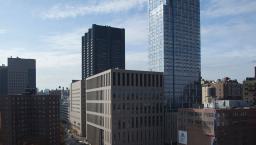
[243,78,256,104]
[0,65,8,96]
[148,0,201,144]
[148,0,201,108]
[7,57,36,95]
[86,69,165,145]
[60,88,70,125]
[214,77,242,100]
[0,95,60,145]
[69,80,86,137]
[202,84,216,104]
[178,107,256,145]
[82,24,125,80]
[243,67,256,105]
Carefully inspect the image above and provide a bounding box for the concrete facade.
[69,80,86,137]
[86,69,165,145]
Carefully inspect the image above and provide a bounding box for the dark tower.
[0,65,8,96]
[7,57,36,95]
[254,66,256,78]
[82,24,125,80]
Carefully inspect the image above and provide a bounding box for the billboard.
[178,130,187,145]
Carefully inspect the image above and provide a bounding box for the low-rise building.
[243,78,256,105]
[214,77,242,100]
[243,67,256,105]
[0,94,60,145]
[202,84,216,104]
[178,105,256,145]
[203,100,249,109]
[201,78,243,104]
[86,69,165,145]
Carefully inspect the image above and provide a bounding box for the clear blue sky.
[0,0,255,89]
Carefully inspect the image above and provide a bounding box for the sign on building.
[178,130,187,145]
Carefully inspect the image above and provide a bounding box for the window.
[136,117,138,128]
[123,103,126,110]
[118,73,121,86]
[113,72,116,86]
[127,73,130,86]
[144,74,147,87]
[123,122,126,129]
[148,74,151,87]
[132,117,134,128]
[140,74,143,86]
[118,120,121,129]
[136,74,138,86]
[152,75,155,87]
[122,73,125,86]
[149,116,153,127]
[131,74,134,86]
[156,75,159,87]
[144,116,147,127]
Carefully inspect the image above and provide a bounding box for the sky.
[0,0,256,89]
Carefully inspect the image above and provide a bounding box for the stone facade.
[86,69,165,145]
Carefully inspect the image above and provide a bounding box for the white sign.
[178,130,187,145]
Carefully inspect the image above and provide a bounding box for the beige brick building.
[86,69,165,145]
[69,80,86,137]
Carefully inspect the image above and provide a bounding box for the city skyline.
[0,0,256,89]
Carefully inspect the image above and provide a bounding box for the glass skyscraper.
[149,0,201,109]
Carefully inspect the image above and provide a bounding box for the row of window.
[113,72,163,87]
[113,103,164,114]
[113,128,163,145]
[118,115,164,130]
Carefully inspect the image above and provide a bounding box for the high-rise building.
[148,0,201,108]
[86,69,165,145]
[7,57,36,95]
[148,0,201,144]
[82,24,125,80]
[0,65,8,96]
[0,94,60,145]
[69,80,86,137]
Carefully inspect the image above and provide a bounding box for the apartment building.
[178,106,256,145]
